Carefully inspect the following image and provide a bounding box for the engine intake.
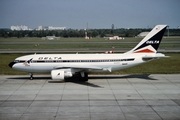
[51,70,72,80]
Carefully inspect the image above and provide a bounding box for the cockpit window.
[14,60,19,63]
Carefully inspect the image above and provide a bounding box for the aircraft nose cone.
[9,62,15,68]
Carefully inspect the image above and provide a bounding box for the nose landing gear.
[29,73,33,80]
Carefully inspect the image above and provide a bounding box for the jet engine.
[51,69,73,80]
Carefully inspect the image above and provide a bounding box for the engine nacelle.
[51,70,73,80]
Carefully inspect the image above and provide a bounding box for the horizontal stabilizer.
[142,53,169,61]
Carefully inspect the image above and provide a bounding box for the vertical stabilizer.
[126,25,167,54]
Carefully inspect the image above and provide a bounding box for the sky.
[0,0,180,29]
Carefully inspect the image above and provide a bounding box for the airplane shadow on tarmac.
[8,74,157,88]
[88,74,157,81]
[8,74,157,80]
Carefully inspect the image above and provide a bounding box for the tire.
[80,72,88,82]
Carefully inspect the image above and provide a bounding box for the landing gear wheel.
[80,72,88,82]
[30,77,33,80]
[29,73,33,80]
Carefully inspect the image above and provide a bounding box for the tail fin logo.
[131,25,167,53]
[146,40,159,44]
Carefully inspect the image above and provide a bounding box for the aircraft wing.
[54,64,112,72]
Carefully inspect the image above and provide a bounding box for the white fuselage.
[12,53,150,73]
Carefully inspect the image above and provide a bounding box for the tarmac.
[0,74,180,120]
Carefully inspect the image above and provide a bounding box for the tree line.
[0,28,180,38]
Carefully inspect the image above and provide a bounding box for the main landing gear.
[80,72,88,82]
[29,73,33,80]
[72,72,88,82]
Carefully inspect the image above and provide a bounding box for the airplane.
[9,25,168,82]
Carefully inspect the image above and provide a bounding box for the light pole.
[167,26,169,37]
